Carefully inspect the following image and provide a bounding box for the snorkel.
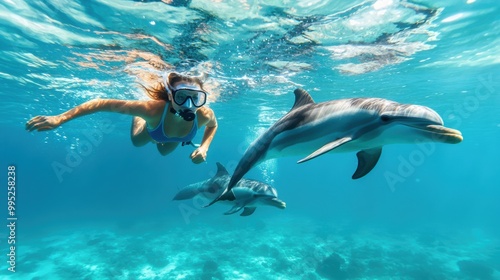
[174,99,196,121]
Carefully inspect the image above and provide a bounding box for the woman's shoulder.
[148,99,167,107]
[127,99,165,107]
[138,99,167,117]
[196,106,215,117]
[196,106,216,125]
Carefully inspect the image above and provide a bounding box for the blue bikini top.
[146,102,198,144]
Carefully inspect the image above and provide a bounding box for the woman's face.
[170,82,207,112]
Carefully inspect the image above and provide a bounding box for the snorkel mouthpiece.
[178,99,195,121]
[170,106,195,121]
[178,109,195,121]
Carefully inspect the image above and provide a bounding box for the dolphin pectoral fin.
[352,147,382,179]
[224,204,245,215]
[240,207,257,216]
[297,137,353,163]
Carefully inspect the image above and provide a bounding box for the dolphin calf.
[173,162,286,216]
[208,88,462,206]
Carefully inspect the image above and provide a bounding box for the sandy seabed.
[3,217,499,280]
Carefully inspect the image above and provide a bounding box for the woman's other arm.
[190,107,218,164]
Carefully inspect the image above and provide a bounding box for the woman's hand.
[25,115,63,132]
[190,146,208,164]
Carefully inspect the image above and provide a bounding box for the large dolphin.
[174,162,286,216]
[208,88,463,206]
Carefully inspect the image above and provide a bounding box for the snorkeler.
[26,72,218,164]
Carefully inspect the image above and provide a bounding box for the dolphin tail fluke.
[227,139,270,190]
[297,137,353,163]
[352,147,382,179]
[203,188,230,207]
[201,163,231,207]
[240,207,257,216]
[204,179,235,207]
[206,136,271,207]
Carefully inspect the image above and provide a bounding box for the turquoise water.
[1,0,500,279]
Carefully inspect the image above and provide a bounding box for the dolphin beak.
[420,125,463,144]
[270,198,286,209]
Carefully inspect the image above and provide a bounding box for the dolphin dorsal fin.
[215,162,229,176]
[292,88,315,110]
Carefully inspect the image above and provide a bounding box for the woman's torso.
[146,101,199,143]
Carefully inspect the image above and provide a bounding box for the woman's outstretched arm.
[26,99,161,132]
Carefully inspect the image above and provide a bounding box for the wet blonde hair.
[139,72,205,102]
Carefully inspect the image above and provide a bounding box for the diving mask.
[172,88,207,108]
[171,87,206,121]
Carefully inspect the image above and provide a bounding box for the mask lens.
[173,90,189,105]
[173,89,207,107]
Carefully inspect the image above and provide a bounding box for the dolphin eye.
[381,115,391,122]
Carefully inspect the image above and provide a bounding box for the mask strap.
[162,72,173,97]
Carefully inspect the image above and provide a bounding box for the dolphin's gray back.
[269,98,443,151]
[239,179,278,197]
[346,98,443,123]
[295,98,443,126]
